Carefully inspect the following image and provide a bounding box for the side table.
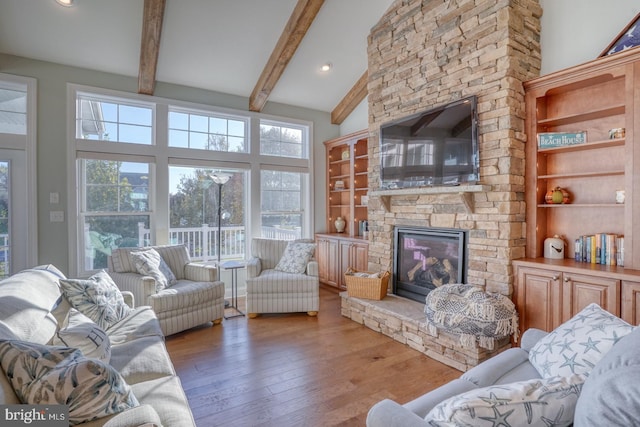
[221,260,245,318]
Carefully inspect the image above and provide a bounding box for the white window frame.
[67,84,314,277]
[168,106,249,153]
[0,74,38,270]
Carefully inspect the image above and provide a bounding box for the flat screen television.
[379,95,479,188]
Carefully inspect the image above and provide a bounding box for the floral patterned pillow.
[274,242,316,274]
[0,340,138,425]
[131,248,177,292]
[59,270,131,330]
[425,374,586,427]
[528,303,634,378]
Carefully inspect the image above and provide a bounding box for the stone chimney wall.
[366,0,542,295]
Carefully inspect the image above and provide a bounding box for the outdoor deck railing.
[137,223,301,261]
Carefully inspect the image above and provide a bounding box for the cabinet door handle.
[552,275,559,281]
[564,277,570,282]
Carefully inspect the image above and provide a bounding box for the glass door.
[0,150,27,277]
[0,76,36,277]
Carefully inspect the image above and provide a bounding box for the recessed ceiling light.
[55,0,74,7]
[320,63,333,72]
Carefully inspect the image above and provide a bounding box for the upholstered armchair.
[107,244,225,336]
[245,238,319,318]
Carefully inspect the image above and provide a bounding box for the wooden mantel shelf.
[370,184,491,213]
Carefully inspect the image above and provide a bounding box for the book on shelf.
[617,236,625,267]
[537,131,587,148]
[574,233,620,265]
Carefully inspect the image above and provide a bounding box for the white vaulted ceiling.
[0,0,395,120]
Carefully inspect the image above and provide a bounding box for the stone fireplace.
[341,0,542,370]
[366,0,542,297]
[393,226,467,303]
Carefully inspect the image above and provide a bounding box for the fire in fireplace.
[393,226,467,303]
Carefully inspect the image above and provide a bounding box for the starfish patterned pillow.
[425,374,586,427]
[528,303,634,378]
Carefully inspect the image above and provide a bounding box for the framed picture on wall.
[600,12,640,57]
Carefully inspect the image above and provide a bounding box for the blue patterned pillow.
[528,303,634,378]
[425,374,586,427]
[59,270,132,330]
[0,340,138,425]
[274,242,316,274]
[131,248,177,291]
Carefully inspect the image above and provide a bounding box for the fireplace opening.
[393,226,468,303]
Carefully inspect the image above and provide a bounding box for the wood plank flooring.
[165,287,461,427]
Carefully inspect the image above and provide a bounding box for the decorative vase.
[334,216,346,233]
[545,187,568,204]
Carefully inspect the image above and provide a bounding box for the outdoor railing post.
[138,222,146,247]
[201,224,209,260]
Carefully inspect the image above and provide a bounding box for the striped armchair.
[245,238,319,318]
[107,244,225,336]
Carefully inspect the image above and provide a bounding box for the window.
[260,170,307,240]
[76,94,153,144]
[169,109,248,152]
[260,120,307,159]
[0,87,27,135]
[168,166,246,261]
[71,85,312,276]
[79,159,151,271]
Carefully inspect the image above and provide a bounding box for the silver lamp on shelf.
[209,172,231,266]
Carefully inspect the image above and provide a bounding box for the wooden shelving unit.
[317,130,370,290]
[523,48,640,268]
[324,129,369,237]
[514,48,640,333]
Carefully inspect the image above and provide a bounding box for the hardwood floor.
[165,287,461,427]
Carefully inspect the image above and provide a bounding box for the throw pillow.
[424,283,519,350]
[131,248,177,292]
[0,340,138,426]
[51,309,111,362]
[59,270,132,330]
[425,374,586,427]
[574,326,640,426]
[274,241,316,274]
[528,303,634,378]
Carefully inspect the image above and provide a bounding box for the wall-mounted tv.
[379,95,479,189]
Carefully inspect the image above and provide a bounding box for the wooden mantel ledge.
[370,185,491,213]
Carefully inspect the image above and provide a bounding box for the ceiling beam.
[331,71,368,125]
[249,0,325,112]
[138,0,166,95]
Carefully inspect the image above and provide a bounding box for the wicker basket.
[344,269,390,300]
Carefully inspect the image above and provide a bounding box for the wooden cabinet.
[316,233,368,290]
[514,259,640,334]
[622,281,640,326]
[523,48,640,270]
[324,130,369,237]
[515,265,562,333]
[316,237,339,288]
[562,273,620,320]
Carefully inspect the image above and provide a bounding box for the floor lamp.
[210,172,230,266]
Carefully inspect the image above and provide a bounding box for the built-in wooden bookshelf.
[523,48,640,269]
[514,48,640,334]
[318,130,370,290]
[324,130,369,237]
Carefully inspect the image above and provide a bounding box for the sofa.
[367,303,640,427]
[245,238,319,318]
[0,264,196,427]
[106,244,225,336]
